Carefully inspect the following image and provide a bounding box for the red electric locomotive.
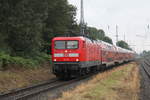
[51,36,135,79]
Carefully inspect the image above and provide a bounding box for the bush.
[34,53,50,63]
[0,59,2,69]
[0,52,11,64]
[0,52,50,69]
[11,57,38,68]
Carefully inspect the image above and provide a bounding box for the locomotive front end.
[51,37,84,79]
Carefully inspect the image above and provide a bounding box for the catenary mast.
[80,0,85,36]
[116,25,119,43]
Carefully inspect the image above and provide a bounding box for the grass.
[0,51,53,92]
[0,65,54,92]
[56,62,140,100]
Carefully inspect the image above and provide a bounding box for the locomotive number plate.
[64,53,69,57]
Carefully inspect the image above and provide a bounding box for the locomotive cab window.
[67,41,78,49]
[55,40,78,49]
[55,41,66,49]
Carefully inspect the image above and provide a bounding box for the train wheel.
[102,64,106,71]
[78,68,86,76]
[83,68,87,75]
[86,68,90,74]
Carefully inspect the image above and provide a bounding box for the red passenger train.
[51,36,135,79]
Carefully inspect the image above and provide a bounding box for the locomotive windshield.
[55,40,78,49]
[55,41,66,49]
[67,41,78,49]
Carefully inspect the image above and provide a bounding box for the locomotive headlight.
[68,53,79,57]
[76,59,79,61]
[54,53,64,57]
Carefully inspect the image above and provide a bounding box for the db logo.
[64,53,69,57]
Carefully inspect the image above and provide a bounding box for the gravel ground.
[140,59,150,100]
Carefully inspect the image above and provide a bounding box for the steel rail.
[142,60,150,79]
[0,62,132,100]
[0,78,58,100]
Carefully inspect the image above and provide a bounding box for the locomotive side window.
[55,41,66,49]
[67,41,78,49]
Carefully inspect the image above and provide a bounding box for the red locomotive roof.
[52,36,85,41]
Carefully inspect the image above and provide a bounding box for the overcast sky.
[68,0,150,53]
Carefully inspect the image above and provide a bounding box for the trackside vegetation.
[0,52,50,69]
[57,63,139,100]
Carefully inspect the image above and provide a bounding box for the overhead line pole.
[80,0,85,36]
[124,34,126,42]
[116,25,119,43]
[147,24,150,35]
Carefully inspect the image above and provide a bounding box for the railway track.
[142,58,150,79]
[0,62,130,100]
[0,71,101,100]
[0,78,58,100]
[140,57,150,100]
[142,63,150,79]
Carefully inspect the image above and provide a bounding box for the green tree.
[0,0,20,52]
[116,40,131,50]
[6,0,48,57]
[103,36,113,44]
[88,27,105,40]
[86,27,113,44]
[141,50,150,56]
[42,0,77,53]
